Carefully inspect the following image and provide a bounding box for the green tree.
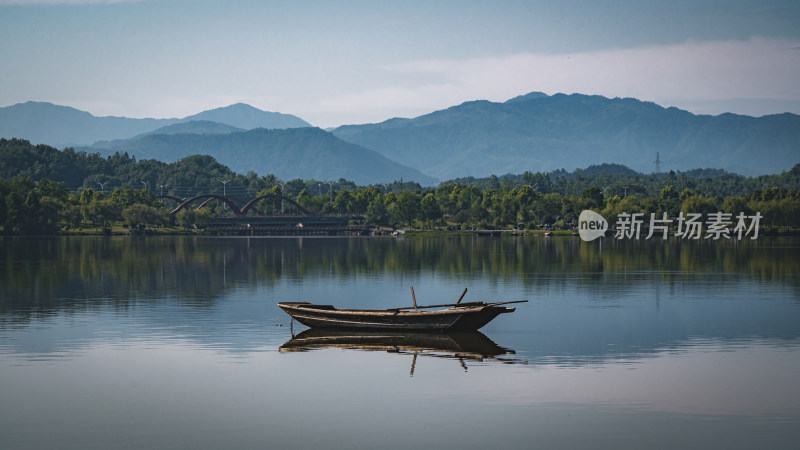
[122,204,168,230]
[657,185,680,217]
[176,207,213,229]
[296,188,317,213]
[61,203,84,231]
[366,194,389,226]
[395,191,421,228]
[420,193,441,228]
[333,189,354,214]
[580,187,604,210]
[83,199,119,230]
[680,194,717,217]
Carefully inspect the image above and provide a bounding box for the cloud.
[315,37,800,123]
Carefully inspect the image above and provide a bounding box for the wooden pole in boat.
[410,286,418,310]
[456,288,468,304]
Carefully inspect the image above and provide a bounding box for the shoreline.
[3,227,798,237]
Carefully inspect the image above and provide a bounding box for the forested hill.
[0,137,426,201]
[0,101,310,147]
[85,127,437,186]
[2,138,798,200]
[2,138,799,235]
[332,92,800,179]
[0,138,235,191]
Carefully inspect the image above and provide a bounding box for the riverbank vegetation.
[1,138,799,234]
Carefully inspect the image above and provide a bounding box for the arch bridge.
[159,194,314,217]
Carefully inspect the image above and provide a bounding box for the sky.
[1,0,799,128]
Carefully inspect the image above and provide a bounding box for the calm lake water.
[1,235,799,449]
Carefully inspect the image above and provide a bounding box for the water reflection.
[280,329,521,374]
[2,236,800,449]
[2,236,799,312]
[1,236,799,363]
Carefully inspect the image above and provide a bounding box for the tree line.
[1,137,799,234]
[3,173,799,234]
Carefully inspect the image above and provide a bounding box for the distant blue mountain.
[89,127,437,185]
[504,91,549,103]
[140,120,245,136]
[332,92,800,178]
[0,101,172,148]
[0,101,310,147]
[184,103,310,129]
[91,120,245,149]
[5,93,798,182]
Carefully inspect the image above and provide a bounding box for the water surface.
[1,236,799,449]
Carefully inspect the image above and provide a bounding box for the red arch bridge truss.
[158,194,314,217]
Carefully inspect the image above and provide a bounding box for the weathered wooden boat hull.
[277,301,516,331]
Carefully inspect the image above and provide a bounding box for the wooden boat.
[278,287,526,332]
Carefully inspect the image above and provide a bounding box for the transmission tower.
[654,152,662,174]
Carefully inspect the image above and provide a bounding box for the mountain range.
[2,93,799,184]
[0,101,309,148]
[331,93,800,179]
[88,126,436,186]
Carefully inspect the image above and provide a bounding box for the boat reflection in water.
[280,329,523,375]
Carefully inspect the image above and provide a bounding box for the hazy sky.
[1,0,799,127]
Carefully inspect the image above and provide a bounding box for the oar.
[456,287,468,304]
[410,286,418,310]
[392,299,527,311]
[484,300,528,307]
